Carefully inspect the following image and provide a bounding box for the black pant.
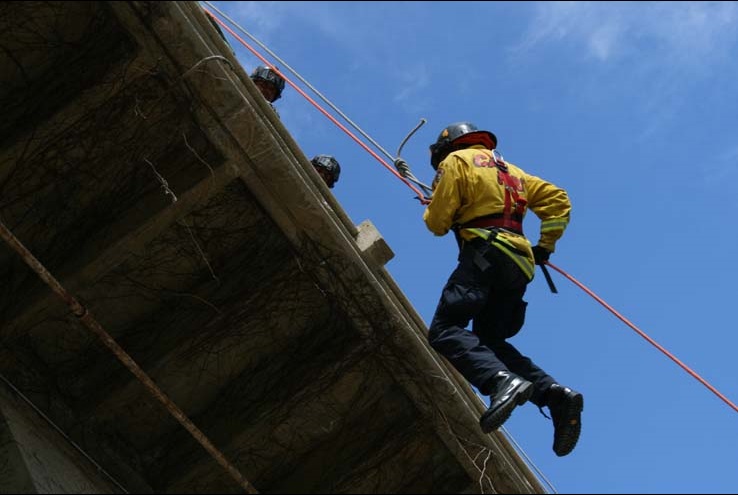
[428,238,555,406]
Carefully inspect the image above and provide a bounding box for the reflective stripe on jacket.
[423,145,571,280]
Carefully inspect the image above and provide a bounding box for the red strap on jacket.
[495,157,527,232]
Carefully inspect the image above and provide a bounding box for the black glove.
[532,245,551,265]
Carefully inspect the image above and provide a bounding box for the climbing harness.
[463,226,536,281]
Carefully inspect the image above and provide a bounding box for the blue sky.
[207,2,738,493]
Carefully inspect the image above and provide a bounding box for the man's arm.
[422,157,462,236]
[525,174,571,252]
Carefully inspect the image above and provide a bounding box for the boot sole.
[553,392,584,457]
[480,381,533,433]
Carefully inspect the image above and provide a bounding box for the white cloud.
[252,3,433,112]
[704,145,738,187]
[588,23,621,61]
[513,1,738,144]
[393,63,430,104]
[225,1,288,36]
[517,1,738,67]
[514,2,625,61]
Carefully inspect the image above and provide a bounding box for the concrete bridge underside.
[0,2,545,493]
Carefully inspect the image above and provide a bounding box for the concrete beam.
[355,219,394,266]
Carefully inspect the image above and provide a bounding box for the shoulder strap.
[493,154,527,232]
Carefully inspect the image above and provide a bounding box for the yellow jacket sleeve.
[422,156,464,236]
[524,172,571,252]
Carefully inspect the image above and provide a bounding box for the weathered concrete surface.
[355,219,394,266]
[0,2,546,493]
[0,381,119,493]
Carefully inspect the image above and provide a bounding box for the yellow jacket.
[423,145,571,280]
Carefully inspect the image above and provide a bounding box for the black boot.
[548,384,584,457]
[479,371,533,433]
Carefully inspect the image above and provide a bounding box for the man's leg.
[488,339,556,407]
[471,254,583,454]
[472,255,557,406]
[428,241,532,432]
[427,243,506,392]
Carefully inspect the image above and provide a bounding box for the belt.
[462,215,523,236]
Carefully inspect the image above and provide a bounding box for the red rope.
[545,261,738,415]
[203,7,429,201]
[207,9,738,416]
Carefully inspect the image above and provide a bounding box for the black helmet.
[429,122,498,170]
[311,155,341,188]
[250,65,286,101]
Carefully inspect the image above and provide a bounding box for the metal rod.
[0,219,258,493]
[396,118,427,158]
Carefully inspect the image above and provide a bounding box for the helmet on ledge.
[311,155,341,188]
[250,65,286,102]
